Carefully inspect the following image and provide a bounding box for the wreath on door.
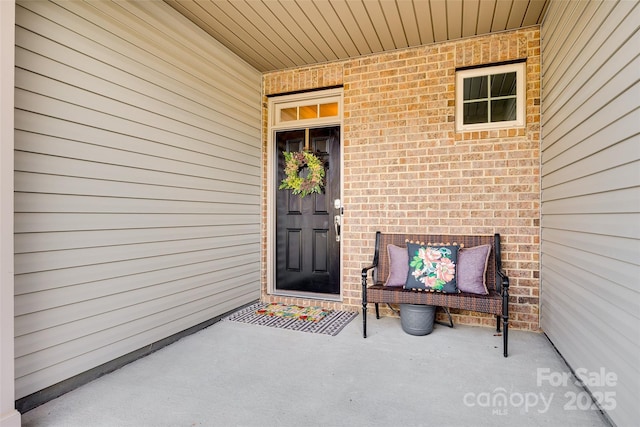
[279,151,325,197]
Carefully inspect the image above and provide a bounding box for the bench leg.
[496,315,501,332]
[375,303,380,319]
[361,273,368,338]
[502,287,509,357]
[435,306,454,328]
[503,316,509,357]
[362,302,367,338]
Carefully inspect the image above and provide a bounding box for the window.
[455,62,526,131]
[270,88,342,129]
[276,101,339,124]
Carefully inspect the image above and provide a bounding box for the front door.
[275,126,341,295]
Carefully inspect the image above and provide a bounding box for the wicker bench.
[361,232,511,357]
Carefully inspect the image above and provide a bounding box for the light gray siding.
[14,0,262,398]
[540,1,640,426]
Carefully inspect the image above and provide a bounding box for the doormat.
[224,303,357,336]
[256,302,331,322]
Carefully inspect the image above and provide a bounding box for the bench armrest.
[496,268,510,294]
[361,264,376,288]
[361,264,377,310]
[361,264,376,279]
[362,232,382,288]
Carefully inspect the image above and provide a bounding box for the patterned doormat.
[224,302,357,336]
[256,302,332,322]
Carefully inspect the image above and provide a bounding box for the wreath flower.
[279,150,325,197]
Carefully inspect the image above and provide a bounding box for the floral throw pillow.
[404,242,460,293]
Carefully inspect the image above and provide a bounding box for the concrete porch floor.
[21,312,611,427]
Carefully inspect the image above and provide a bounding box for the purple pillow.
[457,244,491,294]
[384,244,409,287]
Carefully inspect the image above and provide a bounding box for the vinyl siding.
[14,0,262,399]
[540,1,640,426]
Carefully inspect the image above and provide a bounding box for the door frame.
[266,88,344,301]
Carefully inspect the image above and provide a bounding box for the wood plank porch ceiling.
[166,0,549,73]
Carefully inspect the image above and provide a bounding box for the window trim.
[455,62,526,132]
[271,90,342,128]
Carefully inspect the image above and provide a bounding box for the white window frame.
[455,62,526,132]
[270,90,342,129]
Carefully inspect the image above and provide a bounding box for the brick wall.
[262,27,541,331]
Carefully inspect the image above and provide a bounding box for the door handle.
[334,215,341,242]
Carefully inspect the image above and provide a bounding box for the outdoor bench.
[361,232,510,357]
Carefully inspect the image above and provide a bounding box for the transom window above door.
[455,62,526,131]
[279,102,339,122]
[271,89,342,128]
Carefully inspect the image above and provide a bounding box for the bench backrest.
[372,232,501,293]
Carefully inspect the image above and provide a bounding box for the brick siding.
[262,27,541,331]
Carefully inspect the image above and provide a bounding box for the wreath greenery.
[279,150,325,197]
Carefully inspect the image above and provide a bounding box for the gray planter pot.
[400,304,436,336]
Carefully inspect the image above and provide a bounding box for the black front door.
[275,126,341,295]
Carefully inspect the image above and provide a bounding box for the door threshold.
[271,289,342,302]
